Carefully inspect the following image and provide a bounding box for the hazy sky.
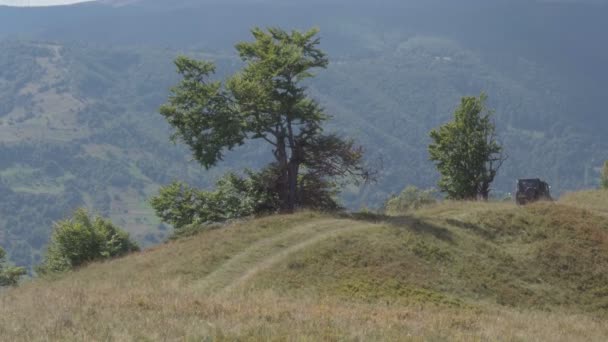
[0,0,90,6]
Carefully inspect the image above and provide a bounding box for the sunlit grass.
[560,190,608,216]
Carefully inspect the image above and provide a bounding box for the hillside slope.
[1,192,607,340]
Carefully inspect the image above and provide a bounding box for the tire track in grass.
[193,218,354,294]
[221,221,375,294]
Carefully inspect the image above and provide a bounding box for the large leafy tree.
[160,27,369,212]
[429,94,506,200]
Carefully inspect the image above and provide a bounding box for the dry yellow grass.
[560,190,608,217]
[1,201,607,341]
[2,284,608,341]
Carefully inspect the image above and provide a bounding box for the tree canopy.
[429,94,506,200]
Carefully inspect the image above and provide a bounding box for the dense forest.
[0,0,607,269]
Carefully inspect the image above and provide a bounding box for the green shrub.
[151,166,340,236]
[0,247,26,286]
[37,209,139,274]
[150,171,277,234]
[384,186,437,214]
[149,181,207,231]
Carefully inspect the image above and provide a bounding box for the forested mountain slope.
[0,0,606,268]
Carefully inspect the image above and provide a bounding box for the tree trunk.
[479,181,490,201]
[275,138,291,213]
[286,161,299,212]
[282,116,301,213]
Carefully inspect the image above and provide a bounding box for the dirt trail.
[193,218,375,295]
[222,221,374,294]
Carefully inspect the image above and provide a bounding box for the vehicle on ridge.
[515,178,552,205]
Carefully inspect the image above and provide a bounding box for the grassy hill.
[1,191,607,341]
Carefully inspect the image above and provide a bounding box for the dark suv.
[515,179,552,205]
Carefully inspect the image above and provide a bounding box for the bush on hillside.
[150,172,277,233]
[0,247,26,286]
[36,209,139,274]
[151,166,341,236]
[383,186,437,214]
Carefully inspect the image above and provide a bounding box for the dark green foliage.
[0,247,26,287]
[250,163,343,212]
[429,94,506,200]
[36,209,139,274]
[297,174,341,212]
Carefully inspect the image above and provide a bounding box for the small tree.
[37,209,139,274]
[160,27,369,213]
[429,94,506,200]
[601,161,608,189]
[0,247,26,287]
